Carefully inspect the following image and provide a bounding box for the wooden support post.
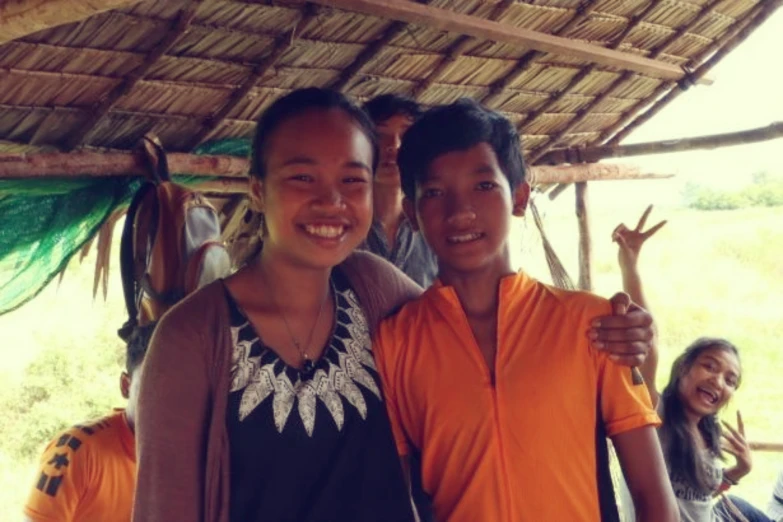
[575,181,591,291]
[306,0,690,80]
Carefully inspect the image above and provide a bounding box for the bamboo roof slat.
[65,1,204,150]
[0,0,771,160]
[481,0,603,108]
[185,4,320,150]
[330,20,408,91]
[408,0,514,98]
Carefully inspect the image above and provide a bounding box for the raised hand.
[612,205,667,270]
[721,411,753,479]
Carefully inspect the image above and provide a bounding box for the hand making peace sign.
[612,204,667,270]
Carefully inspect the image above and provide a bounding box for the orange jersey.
[24,410,135,522]
[374,273,660,522]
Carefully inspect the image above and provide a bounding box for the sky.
[564,7,783,212]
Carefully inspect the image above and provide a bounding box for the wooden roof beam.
[526,0,736,164]
[306,0,691,81]
[409,0,514,99]
[62,1,203,150]
[0,150,671,186]
[185,4,319,150]
[537,121,783,165]
[0,0,143,44]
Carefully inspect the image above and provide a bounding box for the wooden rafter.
[330,21,407,92]
[408,0,514,99]
[185,4,319,150]
[527,0,736,164]
[306,0,690,80]
[0,0,143,44]
[600,0,783,147]
[63,1,204,150]
[536,122,783,165]
[481,0,602,108]
[517,0,660,152]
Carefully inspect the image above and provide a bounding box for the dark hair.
[659,337,741,494]
[363,94,422,124]
[126,323,155,374]
[397,98,526,201]
[249,88,379,179]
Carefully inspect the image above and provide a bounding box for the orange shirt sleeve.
[374,316,411,457]
[24,428,90,522]
[598,356,661,437]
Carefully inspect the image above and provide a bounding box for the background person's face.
[375,114,414,186]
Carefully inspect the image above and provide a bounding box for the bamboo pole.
[750,442,783,453]
[0,151,673,185]
[575,182,591,291]
[527,163,673,185]
[537,122,783,165]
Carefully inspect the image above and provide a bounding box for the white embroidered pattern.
[229,286,381,437]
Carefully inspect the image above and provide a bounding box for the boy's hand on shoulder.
[588,292,653,367]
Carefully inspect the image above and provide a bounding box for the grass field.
[1,203,781,517]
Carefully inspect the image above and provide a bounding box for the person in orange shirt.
[374,99,679,522]
[23,324,152,522]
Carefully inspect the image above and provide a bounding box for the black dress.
[224,272,416,522]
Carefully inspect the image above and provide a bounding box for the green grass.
[0,206,781,515]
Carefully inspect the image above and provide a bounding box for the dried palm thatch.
[0,0,778,159]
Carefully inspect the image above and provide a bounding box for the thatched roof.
[1,0,778,163]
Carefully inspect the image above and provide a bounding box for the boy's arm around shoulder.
[341,250,422,334]
[133,289,219,522]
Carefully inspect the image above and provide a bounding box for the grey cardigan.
[132,251,422,522]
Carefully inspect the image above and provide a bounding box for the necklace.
[260,268,331,374]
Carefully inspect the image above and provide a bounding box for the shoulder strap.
[118,181,157,341]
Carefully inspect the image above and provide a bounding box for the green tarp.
[0,139,251,315]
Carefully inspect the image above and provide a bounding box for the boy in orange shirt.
[23,325,152,522]
[374,100,678,522]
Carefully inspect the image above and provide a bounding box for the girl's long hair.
[659,337,740,494]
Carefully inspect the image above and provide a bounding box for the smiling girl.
[131,88,420,522]
[613,208,771,522]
